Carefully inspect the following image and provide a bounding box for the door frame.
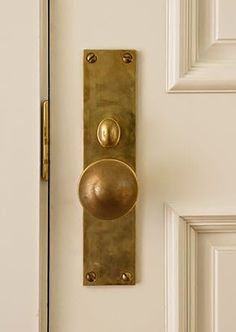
[40,0,49,331]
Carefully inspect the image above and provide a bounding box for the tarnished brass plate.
[83,50,136,285]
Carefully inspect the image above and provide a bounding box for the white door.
[50,0,236,331]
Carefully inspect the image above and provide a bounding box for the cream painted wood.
[0,0,43,331]
[216,0,236,40]
[50,0,236,331]
[166,206,236,332]
[168,0,236,91]
[198,239,236,332]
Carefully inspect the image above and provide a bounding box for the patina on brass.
[97,118,121,148]
[82,50,136,285]
[79,159,138,220]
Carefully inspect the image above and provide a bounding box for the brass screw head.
[121,272,133,282]
[86,271,96,282]
[122,53,133,64]
[86,53,97,64]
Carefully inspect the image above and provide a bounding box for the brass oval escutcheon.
[78,159,138,220]
[97,118,121,148]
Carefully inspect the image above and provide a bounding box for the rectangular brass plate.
[83,50,136,285]
[41,100,49,181]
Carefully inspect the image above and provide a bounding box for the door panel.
[166,212,236,332]
[199,235,236,332]
[168,0,236,91]
[50,1,236,331]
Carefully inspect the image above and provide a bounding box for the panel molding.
[165,204,236,332]
[167,0,236,92]
[215,0,236,41]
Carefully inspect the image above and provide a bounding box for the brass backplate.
[83,49,136,285]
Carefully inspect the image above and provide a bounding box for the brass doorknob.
[78,159,138,220]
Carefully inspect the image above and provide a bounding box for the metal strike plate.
[83,50,136,286]
[41,100,49,181]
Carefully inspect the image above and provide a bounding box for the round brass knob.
[78,159,138,220]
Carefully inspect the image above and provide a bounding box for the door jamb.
[40,0,50,331]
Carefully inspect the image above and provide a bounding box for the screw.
[122,53,133,64]
[121,272,133,282]
[86,271,96,282]
[86,53,97,64]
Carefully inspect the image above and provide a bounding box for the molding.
[214,0,236,42]
[167,0,236,92]
[212,246,236,331]
[165,203,236,332]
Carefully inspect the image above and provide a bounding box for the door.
[49,1,236,332]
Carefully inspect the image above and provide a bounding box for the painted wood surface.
[166,206,236,332]
[168,0,236,91]
[0,0,43,331]
[50,0,236,331]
